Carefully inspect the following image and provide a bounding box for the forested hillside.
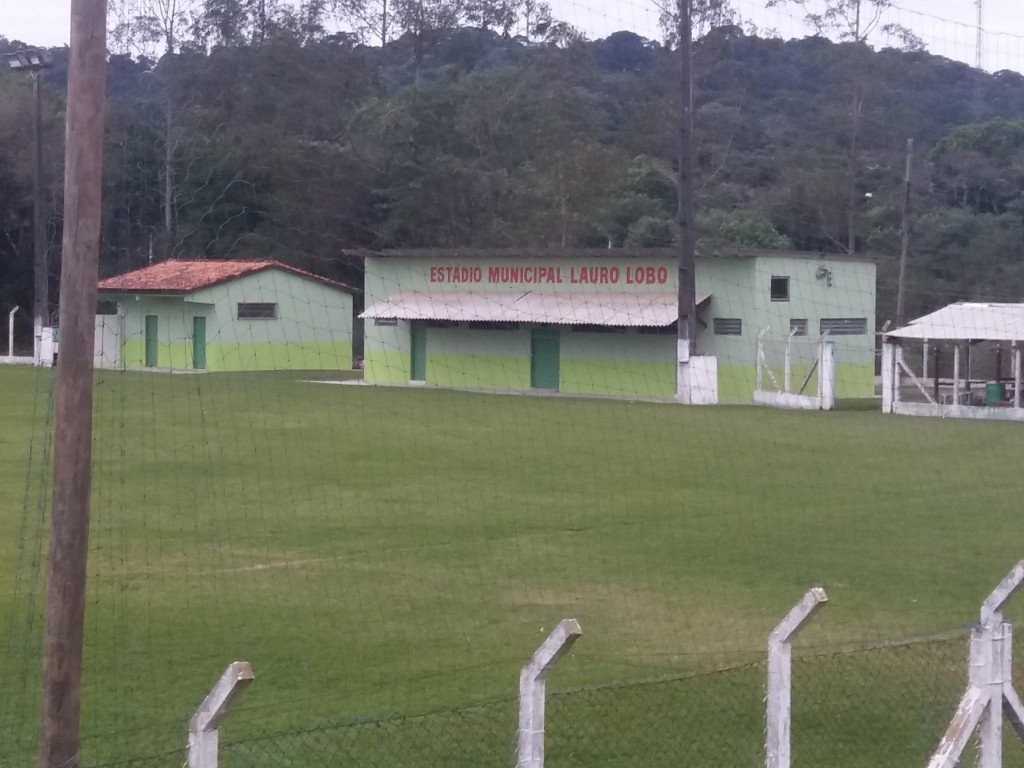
[4,12,1024,329]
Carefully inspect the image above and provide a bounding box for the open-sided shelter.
[97,259,356,372]
[359,248,876,402]
[882,302,1024,420]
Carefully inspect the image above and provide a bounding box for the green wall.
[362,254,877,400]
[106,268,354,372]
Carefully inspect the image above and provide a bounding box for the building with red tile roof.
[97,259,356,372]
[98,259,356,294]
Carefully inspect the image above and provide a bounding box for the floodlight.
[3,50,53,72]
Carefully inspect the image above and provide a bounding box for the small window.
[425,319,460,328]
[238,302,277,320]
[790,318,808,336]
[770,276,790,301]
[469,321,520,330]
[374,318,398,326]
[820,318,867,336]
[571,325,628,333]
[639,323,678,335]
[713,318,742,336]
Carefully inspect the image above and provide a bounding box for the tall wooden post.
[38,0,107,765]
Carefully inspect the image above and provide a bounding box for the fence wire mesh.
[6,0,1024,765]
[73,630,1024,768]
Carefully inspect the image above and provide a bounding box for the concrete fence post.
[766,588,828,768]
[928,561,1024,768]
[7,305,17,358]
[188,661,255,768]
[819,341,836,411]
[517,619,582,768]
[784,328,796,393]
[881,342,897,413]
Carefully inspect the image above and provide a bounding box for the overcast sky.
[4,0,1023,72]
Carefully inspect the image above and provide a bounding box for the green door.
[410,323,427,381]
[530,326,560,389]
[192,316,207,370]
[144,315,158,368]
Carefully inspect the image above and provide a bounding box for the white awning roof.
[360,290,710,327]
[885,302,1024,341]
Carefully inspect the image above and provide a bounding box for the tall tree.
[767,0,922,253]
[108,0,200,238]
[391,0,468,79]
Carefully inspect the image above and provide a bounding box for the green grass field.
[2,365,1023,767]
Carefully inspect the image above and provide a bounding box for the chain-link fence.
[76,630,1024,768]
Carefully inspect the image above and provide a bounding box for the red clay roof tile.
[98,259,356,294]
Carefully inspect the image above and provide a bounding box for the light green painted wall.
[206,342,353,371]
[105,267,354,372]
[364,350,411,384]
[424,326,531,389]
[559,328,675,397]
[362,254,877,399]
[720,362,874,402]
[118,297,208,370]
[751,256,876,371]
[560,360,675,397]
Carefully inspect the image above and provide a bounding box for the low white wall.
[893,401,1024,422]
[95,315,121,368]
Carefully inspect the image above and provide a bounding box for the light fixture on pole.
[3,49,54,365]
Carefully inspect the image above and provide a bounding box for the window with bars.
[790,318,808,336]
[469,321,520,330]
[237,302,278,319]
[713,318,742,336]
[571,325,628,333]
[820,318,867,335]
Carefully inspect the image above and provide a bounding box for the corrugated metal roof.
[885,302,1024,341]
[98,259,356,294]
[360,290,710,326]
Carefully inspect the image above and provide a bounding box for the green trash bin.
[985,381,1007,406]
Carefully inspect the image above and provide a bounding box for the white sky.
[3,0,1023,72]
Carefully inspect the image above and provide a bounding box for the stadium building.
[359,249,876,402]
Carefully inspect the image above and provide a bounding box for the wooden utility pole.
[896,138,913,327]
[676,0,696,358]
[38,0,107,764]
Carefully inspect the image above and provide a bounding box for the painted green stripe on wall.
[426,355,531,390]
[206,342,352,372]
[362,352,875,402]
[559,360,675,398]
[121,341,352,372]
[363,351,412,384]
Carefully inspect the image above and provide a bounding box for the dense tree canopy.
[4,16,1024,346]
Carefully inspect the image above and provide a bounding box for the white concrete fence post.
[516,619,582,768]
[881,341,897,413]
[187,661,255,768]
[819,341,836,411]
[927,561,1024,768]
[7,305,17,358]
[766,587,828,768]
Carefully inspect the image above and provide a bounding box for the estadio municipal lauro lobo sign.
[428,264,670,286]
